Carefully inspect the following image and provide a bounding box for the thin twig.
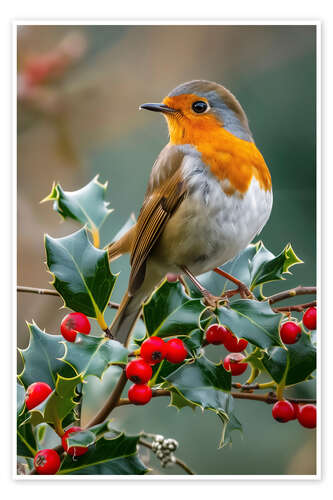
[268,286,316,305]
[17,285,60,297]
[139,438,195,475]
[116,389,316,407]
[83,370,128,429]
[272,300,316,313]
[17,285,120,310]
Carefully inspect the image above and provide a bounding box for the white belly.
[154,157,273,275]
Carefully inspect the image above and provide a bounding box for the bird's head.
[140,80,253,146]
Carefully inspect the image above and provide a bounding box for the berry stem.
[257,381,277,390]
[245,365,259,385]
[148,360,164,387]
[53,417,65,438]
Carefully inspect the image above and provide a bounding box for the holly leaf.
[182,329,204,356]
[216,299,282,349]
[34,423,61,450]
[62,334,129,379]
[169,389,197,411]
[45,228,117,322]
[17,420,37,458]
[65,430,96,450]
[249,242,303,290]
[17,382,26,416]
[29,373,82,426]
[17,382,37,458]
[58,432,148,475]
[42,176,112,240]
[261,332,316,385]
[18,322,75,389]
[143,280,209,338]
[165,356,237,447]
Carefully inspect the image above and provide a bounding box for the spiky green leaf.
[42,176,112,234]
[143,281,209,338]
[18,322,74,389]
[58,432,147,475]
[216,299,282,349]
[45,228,117,320]
[165,356,237,447]
[29,373,82,426]
[62,334,128,379]
[261,332,316,385]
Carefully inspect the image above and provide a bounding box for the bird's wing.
[128,150,187,294]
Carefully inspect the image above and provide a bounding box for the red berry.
[34,449,61,475]
[223,329,248,352]
[128,384,152,405]
[297,404,316,428]
[165,338,187,363]
[62,426,88,457]
[272,400,295,422]
[140,337,166,365]
[280,321,302,344]
[125,358,153,384]
[223,353,248,376]
[289,402,301,420]
[303,307,317,330]
[60,312,91,342]
[25,382,52,410]
[205,324,228,345]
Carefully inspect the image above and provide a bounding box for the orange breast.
[166,112,272,195]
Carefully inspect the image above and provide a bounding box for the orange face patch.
[162,94,272,194]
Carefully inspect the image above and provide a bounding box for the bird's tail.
[109,290,144,346]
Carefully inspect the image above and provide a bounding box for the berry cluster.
[126,337,188,405]
[279,306,316,345]
[33,425,89,474]
[24,381,89,474]
[205,324,248,376]
[150,434,179,468]
[272,400,316,428]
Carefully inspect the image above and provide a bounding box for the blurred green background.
[17,25,316,475]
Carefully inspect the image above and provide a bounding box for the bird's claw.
[203,292,222,309]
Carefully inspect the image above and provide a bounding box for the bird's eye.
[192,101,208,114]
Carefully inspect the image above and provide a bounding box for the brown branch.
[83,370,128,429]
[117,389,316,407]
[28,386,315,474]
[268,286,316,305]
[17,285,60,297]
[17,285,120,310]
[139,438,195,475]
[272,300,316,313]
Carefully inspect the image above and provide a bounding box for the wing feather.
[128,156,187,294]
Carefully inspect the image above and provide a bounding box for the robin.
[107,80,272,345]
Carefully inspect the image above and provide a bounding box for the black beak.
[139,103,177,114]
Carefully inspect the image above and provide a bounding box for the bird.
[107,80,273,345]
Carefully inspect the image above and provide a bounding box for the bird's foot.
[238,283,255,300]
[213,268,255,300]
[202,291,225,309]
